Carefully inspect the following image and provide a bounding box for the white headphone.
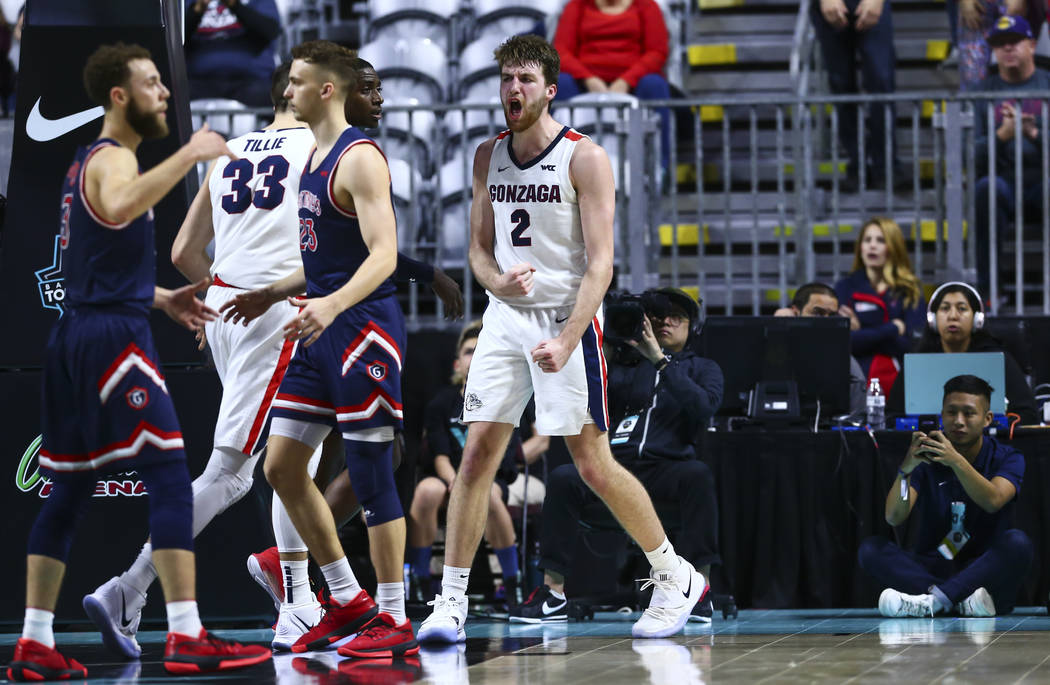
[926,281,985,331]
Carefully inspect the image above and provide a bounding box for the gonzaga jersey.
[297,126,396,301]
[486,126,586,308]
[209,127,314,288]
[60,138,154,312]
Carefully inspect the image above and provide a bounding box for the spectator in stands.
[811,0,905,191]
[775,282,867,416]
[407,321,523,606]
[858,374,1032,617]
[184,0,282,107]
[552,0,672,168]
[958,0,1043,91]
[887,282,1039,424]
[973,15,1050,297]
[834,217,926,392]
[510,288,723,623]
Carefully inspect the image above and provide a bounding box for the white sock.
[22,608,54,648]
[441,565,471,599]
[281,559,311,606]
[121,542,157,597]
[644,537,682,574]
[166,600,203,638]
[548,588,565,601]
[320,558,362,605]
[376,582,406,623]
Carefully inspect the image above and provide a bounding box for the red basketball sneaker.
[163,629,272,674]
[337,612,420,658]
[290,590,379,652]
[246,546,283,612]
[8,638,87,681]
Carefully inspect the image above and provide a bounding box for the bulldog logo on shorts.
[126,387,149,410]
[464,392,483,411]
[367,360,388,381]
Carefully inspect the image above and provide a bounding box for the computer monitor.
[903,352,1007,415]
[698,316,852,418]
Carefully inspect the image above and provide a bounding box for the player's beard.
[504,94,546,132]
[126,97,169,140]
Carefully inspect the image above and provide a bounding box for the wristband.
[654,354,672,372]
[898,469,910,501]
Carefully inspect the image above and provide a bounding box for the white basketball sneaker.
[632,558,707,639]
[82,576,144,659]
[418,594,468,644]
[878,588,937,617]
[272,600,324,652]
[956,587,996,617]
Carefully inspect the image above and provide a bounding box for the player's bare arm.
[468,138,535,297]
[153,278,218,331]
[220,267,307,325]
[88,124,236,227]
[531,139,614,373]
[171,160,218,283]
[284,142,397,346]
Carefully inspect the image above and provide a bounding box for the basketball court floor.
[2,607,1049,683]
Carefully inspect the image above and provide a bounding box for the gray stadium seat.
[359,38,450,103]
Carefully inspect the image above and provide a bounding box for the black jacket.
[606,346,724,463]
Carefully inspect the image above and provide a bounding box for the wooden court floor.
[2,607,1049,683]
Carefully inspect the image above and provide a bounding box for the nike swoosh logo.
[541,599,566,615]
[119,588,134,630]
[26,97,105,142]
[555,315,569,323]
[498,165,510,172]
[288,614,310,632]
[684,574,693,598]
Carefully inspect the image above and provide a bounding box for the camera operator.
[858,374,1032,618]
[509,288,724,623]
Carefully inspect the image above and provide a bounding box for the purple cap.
[987,15,1034,45]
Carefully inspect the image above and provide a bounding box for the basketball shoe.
[956,587,996,617]
[247,546,283,613]
[8,638,87,681]
[878,588,938,617]
[508,585,568,623]
[290,590,378,652]
[82,575,144,658]
[272,600,324,651]
[632,558,707,638]
[337,612,420,658]
[163,629,271,674]
[417,594,467,643]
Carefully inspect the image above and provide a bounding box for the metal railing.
[191,87,1050,327]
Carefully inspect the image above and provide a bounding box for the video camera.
[604,289,700,348]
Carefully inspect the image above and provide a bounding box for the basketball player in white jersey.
[418,35,706,643]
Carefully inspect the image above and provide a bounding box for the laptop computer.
[903,352,1007,415]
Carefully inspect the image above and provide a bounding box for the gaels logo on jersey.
[299,190,322,216]
[488,183,562,204]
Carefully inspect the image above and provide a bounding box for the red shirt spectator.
[553,0,669,90]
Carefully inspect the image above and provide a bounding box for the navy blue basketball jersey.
[60,138,155,312]
[296,127,396,301]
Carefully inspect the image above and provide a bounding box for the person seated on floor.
[407,321,524,606]
[887,282,1039,425]
[775,281,867,417]
[858,374,1033,617]
[510,288,723,623]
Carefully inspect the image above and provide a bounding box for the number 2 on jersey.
[221,155,290,214]
[510,208,531,246]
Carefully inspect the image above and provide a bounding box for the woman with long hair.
[886,282,1038,423]
[834,217,926,392]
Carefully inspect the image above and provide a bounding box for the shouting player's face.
[123,58,169,139]
[500,62,553,132]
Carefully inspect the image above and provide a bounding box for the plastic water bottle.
[866,378,885,430]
